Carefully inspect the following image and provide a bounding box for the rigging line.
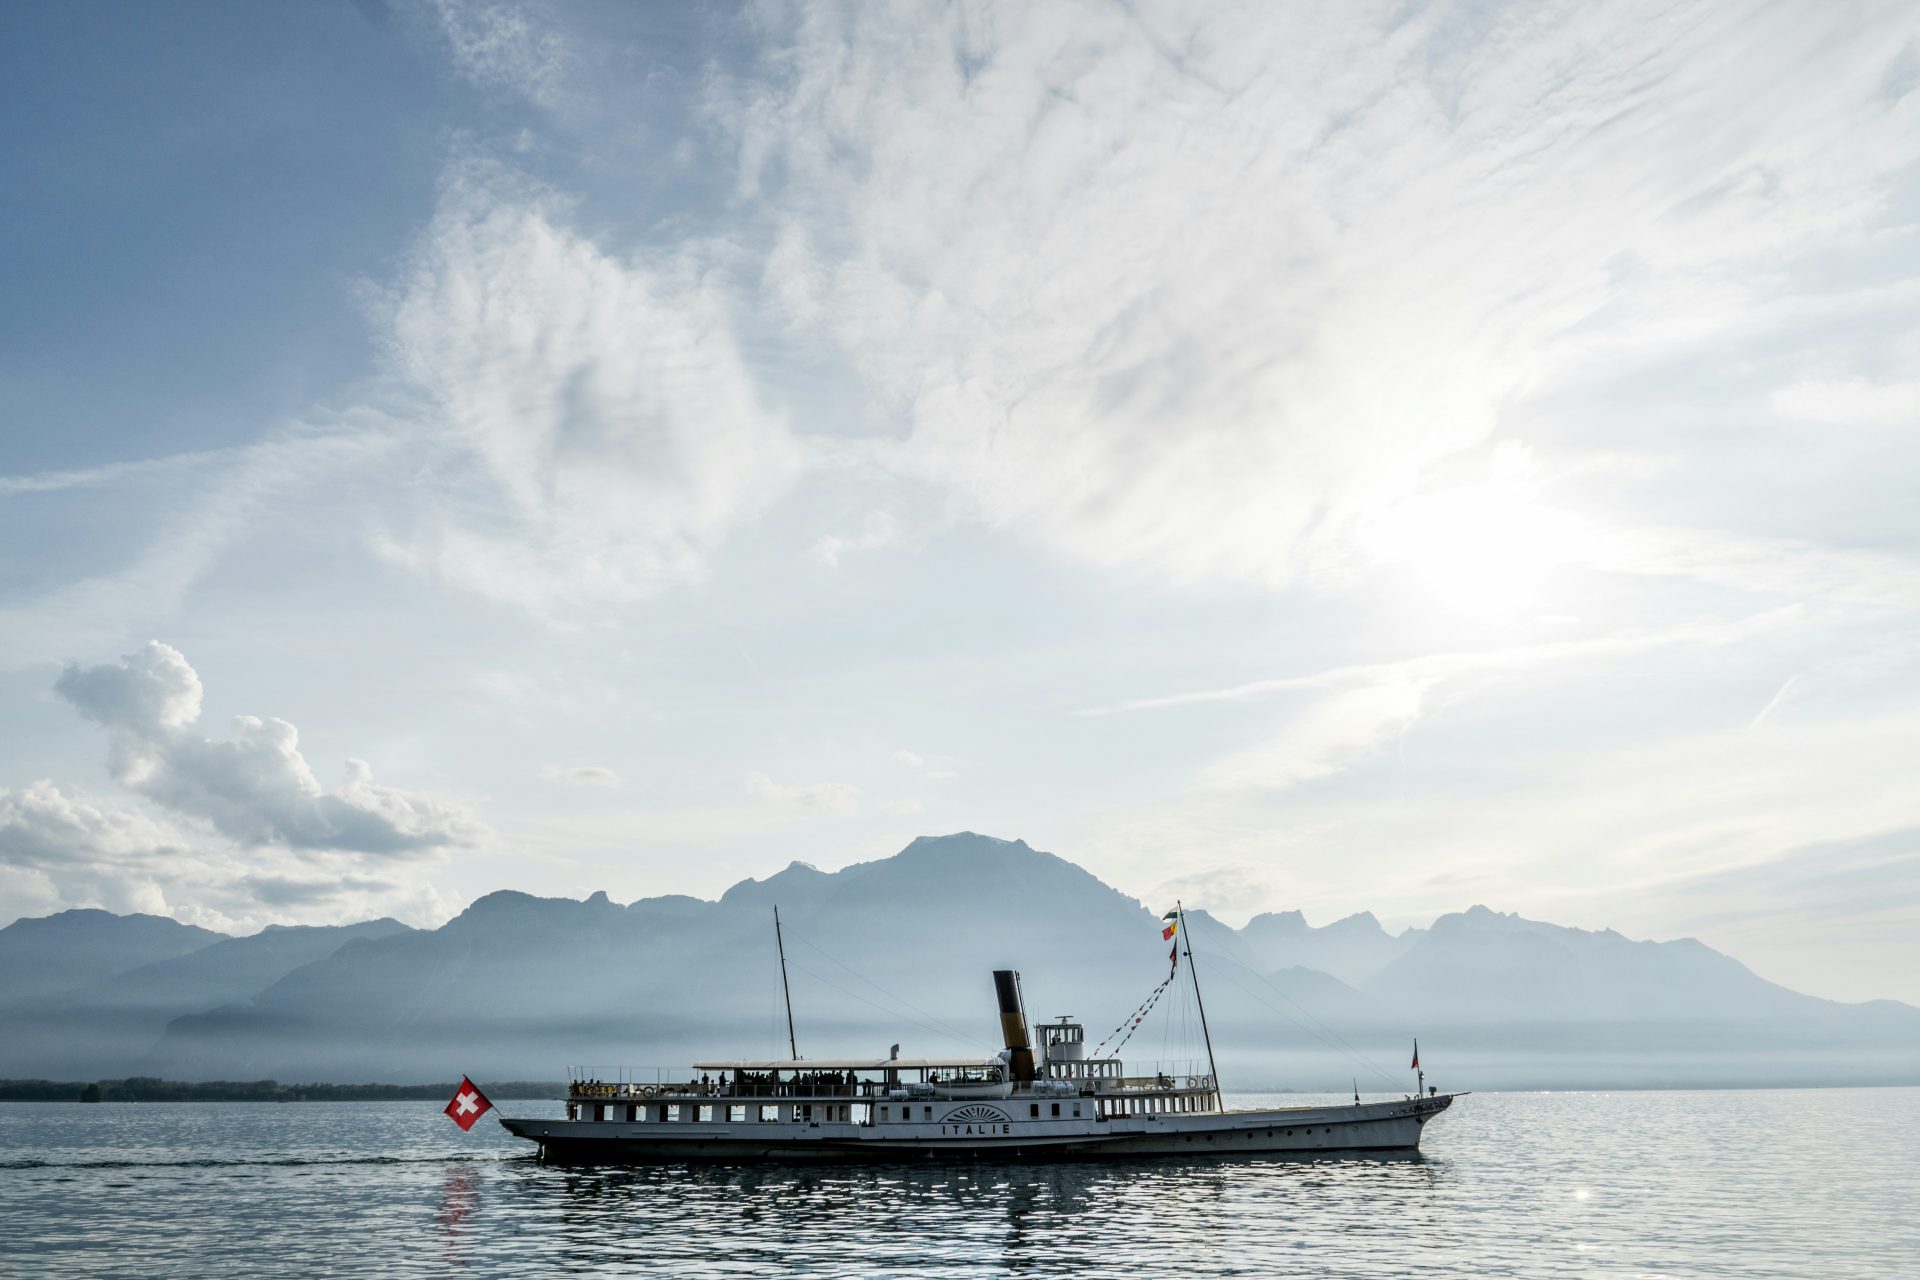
[784,929,983,1048]
[1158,982,1168,1063]
[1091,975,1174,1057]
[1185,913,1406,1086]
[1106,997,1162,1057]
[1100,974,1180,1058]
[783,960,991,1054]
[1202,959,1402,1091]
[1093,997,1152,1056]
[1095,975,1176,1050]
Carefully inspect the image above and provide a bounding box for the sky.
[2,0,1917,1005]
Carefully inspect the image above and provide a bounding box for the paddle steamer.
[498,906,1457,1162]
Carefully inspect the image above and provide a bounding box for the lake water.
[1,1088,1914,1277]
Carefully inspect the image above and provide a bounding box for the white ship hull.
[498,943,1463,1165]
[499,1094,1455,1164]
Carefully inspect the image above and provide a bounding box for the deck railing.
[560,1059,1213,1105]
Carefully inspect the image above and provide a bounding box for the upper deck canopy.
[690,1057,994,1072]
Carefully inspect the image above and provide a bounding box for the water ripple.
[2,1090,1915,1277]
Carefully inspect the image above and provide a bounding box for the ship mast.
[774,905,798,1060]
[1177,900,1222,1111]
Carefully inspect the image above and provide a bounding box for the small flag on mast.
[1410,1040,1420,1071]
[445,1076,493,1132]
[1162,911,1179,968]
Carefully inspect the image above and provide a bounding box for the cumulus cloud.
[0,781,197,919]
[725,0,1919,589]
[55,642,483,855]
[540,765,624,788]
[56,638,204,734]
[0,780,445,931]
[745,770,862,815]
[370,165,802,617]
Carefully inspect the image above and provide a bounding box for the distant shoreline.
[0,1078,563,1103]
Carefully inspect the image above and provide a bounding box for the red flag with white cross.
[445,1076,492,1132]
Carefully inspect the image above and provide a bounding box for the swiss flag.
[445,1076,493,1132]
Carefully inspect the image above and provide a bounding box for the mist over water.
[4,1089,1914,1277]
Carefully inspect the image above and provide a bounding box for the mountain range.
[2,832,1914,1090]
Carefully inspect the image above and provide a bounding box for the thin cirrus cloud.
[745,770,862,816]
[428,0,571,108]
[0,428,396,667]
[1770,378,1920,429]
[366,164,803,618]
[724,0,1918,591]
[1192,678,1430,795]
[809,510,898,569]
[55,641,483,856]
[540,765,624,788]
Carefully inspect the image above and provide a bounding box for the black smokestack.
[992,969,1035,1083]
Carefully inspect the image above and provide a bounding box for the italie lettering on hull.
[470,903,1462,1163]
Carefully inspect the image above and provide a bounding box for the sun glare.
[1361,446,1598,619]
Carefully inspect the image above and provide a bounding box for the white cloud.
[55,642,483,855]
[0,445,241,498]
[1599,528,1920,610]
[0,780,449,932]
[540,764,624,788]
[744,770,862,815]
[0,428,395,665]
[429,0,569,107]
[1771,378,1920,428]
[1083,609,1804,718]
[0,781,197,919]
[810,510,897,568]
[891,747,959,782]
[1195,677,1428,793]
[725,0,1919,590]
[56,638,204,734]
[370,164,802,618]
[1747,675,1802,731]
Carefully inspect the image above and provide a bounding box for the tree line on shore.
[0,1077,561,1103]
